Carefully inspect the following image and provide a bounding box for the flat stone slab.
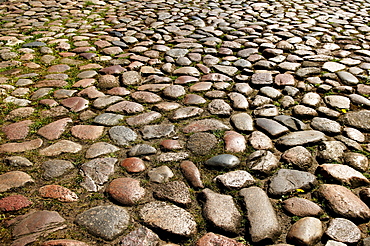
[0,171,34,192]
[75,205,130,240]
[0,138,43,153]
[183,119,230,133]
[141,124,175,139]
[340,110,370,131]
[71,125,104,140]
[0,195,32,212]
[39,140,82,156]
[276,130,326,147]
[85,142,120,159]
[37,118,72,140]
[2,120,33,140]
[109,126,137,146]
[140,201,197,237]
[39,185,78,202]
[287,217,323,246]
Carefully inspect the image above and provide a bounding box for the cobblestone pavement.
[2,0,370,245]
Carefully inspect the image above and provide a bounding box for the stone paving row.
[2,0,370,245]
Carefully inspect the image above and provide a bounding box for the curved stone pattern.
[4,0,370,245]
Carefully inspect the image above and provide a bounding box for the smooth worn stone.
[276,130,326,147]
[5,156,33,167]
[187,132,217,156]
[260,87,282,100]
[201,188,242,234]
[287,217,324,246]
[335,135,363,151]
[71,125,104,140]
[126,111,162,127]
[340,110,370,131]
[349,94,370,107]
[106,178,145,205]
[0,171,34,193]
[100,65,126,75]
[23,41,46,48]
[325,95,351,109]
[302,92,321,107]
[296,67,321,78]
[109,126,137,146]
[201,73,233,82]
[228,92,249,109]
[255,118,289,137]
[140,201,197,237]
[283,198,324,217]
[189,82,213,92]
[2,120,32,140]
[37,118,72,140]
[131,91,162,103]
[175,76,199,84]
[268,169,317,196]
[231,113,254,131]
[160,140,183,150]
[77,70,98,79]
[40,140,82,156]
[85,142,120,159]
[318,164,369,188]
[128,144,157,157]
[343,152,369,172]
[141,124,175,140]
[93,113,124,126]
[148,166,174,183]
[39,185,78,202]
[9,210,66,246]
[248,150,279,175]
[180,161,204,188]
[107,101,144,114]
[316,141,347,162]
[249,131,273,150]
[224,131,246,153]
[183,119,230,133]
[282,146,316,171]
[337,71,359,85]
[120,157,146,173]
[183,94,206,105]
[154,181,191,206]
[0,138,43,153]
[80,158,117,192]
[212,65,238,76]
[323,62,346,72]
[292,105,318,118]
[205,154,240,168]
[61,97,89,112]
[0,195,32,212]
[251,73,273,85]
[325,218,361,243]
[173,67,200,77]
[317,184,370,221]
[240,187,281,243]
[119,226,160,246]
[75,205,130,240]
[215,170,255,189]
[93,95,123,109]
[78,87,105,99]
[170,107,204,120]
[163,85,186,99]
[42,160,74,180]
[194,232,244,246]
[154,102,181,112]
[41,239,89,246]
[311,117,342,134]
[5,107,34,121]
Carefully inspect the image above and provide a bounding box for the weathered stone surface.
[287,217,324,246]
[318,164,369,187]
[0,195,32,212]
[201,188,242,234]
[247,150,279,175]
[194,232,244,246]
[325,218,361,243]
[141,124,175,139]
[187,132,217,155]
[148,166,174,183]
[85,142,120,159]
[154,181,191,206]
[120,157,146,173]
[2,120,32,140]
[231,113,254,131]
[118,226,160,246]
[282,146,316,171]
[140,201,197,237]
[109,126,137,146]
[317,184,370,221]
[80,158,117,192]
[240,187,281,242]
[37,118,72,140]
[183,119,230,133]
[42,239,89,246]
[224,131,246,152]
[215,170,255,189]
[42,160,74,180]
[75,205,130,240]
[39,185,78,202]
[340,110,370,131]
[249,131,273,150]
[268,169,317,196]
[128,144,157,156]
[71,125,104,140]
